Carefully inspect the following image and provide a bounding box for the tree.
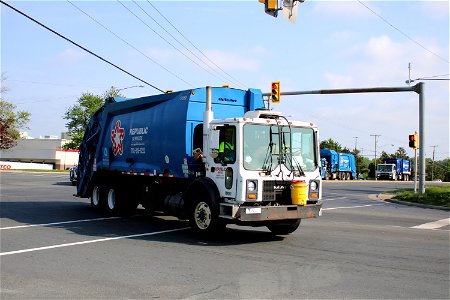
[63,87,122,150]
[0,74,31,150]
[320,138,342,152]
[393,147,409,159]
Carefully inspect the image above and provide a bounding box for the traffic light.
[271,81,280,104]
[259,0,279,17]
[266,0,278,10]
[409,133,418,149]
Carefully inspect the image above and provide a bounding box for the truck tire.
[267,219,301,235]
[189,196,225,236]
[106,187,121,215]
[106,186,137,216]
[90,185,105,211]
[187,179,225,236]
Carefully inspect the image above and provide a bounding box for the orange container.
[291,180,307,205]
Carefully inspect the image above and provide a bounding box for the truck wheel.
[90,185,104,211]
[189,197,225,236]
[106,187,119,214]
[267,219,301,235]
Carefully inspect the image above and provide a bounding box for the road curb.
[373,193,450,211]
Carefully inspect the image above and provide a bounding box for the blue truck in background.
[376,158,411,181]
[320,149,356,180]
[76,86,323,236]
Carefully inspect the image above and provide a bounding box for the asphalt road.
[1,172,449,299]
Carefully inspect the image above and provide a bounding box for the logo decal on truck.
[111,120,125,156]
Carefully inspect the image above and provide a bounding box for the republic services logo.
[111,120,125,156]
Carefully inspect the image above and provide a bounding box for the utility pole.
[430,145,438,180]
[371,134,381,180]
[354,136,358,178]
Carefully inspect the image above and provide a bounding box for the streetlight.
[116,85,145,93]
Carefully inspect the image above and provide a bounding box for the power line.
[146,0,248,88]
[116,0,232,86]
[0,0,165,93]
[357,0,449,64]
[66,0,193,87]
[131,0,242,88]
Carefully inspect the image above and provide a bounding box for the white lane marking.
[322,203,385,211]
[411,218,450,230]
[0,217,121,230]
[323,197,347,201]
[0,227,189,256]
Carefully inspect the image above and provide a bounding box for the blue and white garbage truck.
[376,158,411,181]
[320,149,356,180]
[76,86,322,235]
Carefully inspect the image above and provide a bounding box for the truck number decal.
[111,120,125,156]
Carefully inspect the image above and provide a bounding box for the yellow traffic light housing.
[408,133,418,149]
[271,81,280,104]
[266,0,278,10]
[259,0,279,17]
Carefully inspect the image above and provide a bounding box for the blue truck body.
[376,158,411,181]
[320,149,356,180]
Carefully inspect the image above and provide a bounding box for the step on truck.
[76,86,323,236]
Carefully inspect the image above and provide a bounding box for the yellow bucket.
[291,180,307,206]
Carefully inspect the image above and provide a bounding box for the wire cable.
[357,0,449,64]
[147,0,248,88]
[117,0,231,86]
[132,0,243,88]
[66,0,193,87]
[0,0,165,93]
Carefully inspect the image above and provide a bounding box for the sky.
[1,0,449,160]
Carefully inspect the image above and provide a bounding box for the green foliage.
[426,158,450,182]
[63,87,122,150]
[0,74,31,150]
[392,186,450,207]
[320,138,342,152]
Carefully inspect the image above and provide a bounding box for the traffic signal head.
[408,133,418,149]
[271,81,280,104]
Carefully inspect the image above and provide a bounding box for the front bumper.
[221,202,323,222]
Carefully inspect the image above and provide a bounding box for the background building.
[0,133,79,170]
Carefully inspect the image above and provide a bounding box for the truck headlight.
[246,180,258,200]
[309,180,318,191]
[247,180,257,192]
[309,180,320,200]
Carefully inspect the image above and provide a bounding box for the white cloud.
[57,48,86,64]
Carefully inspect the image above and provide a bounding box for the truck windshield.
[243,124,317,172]
[378,165,393,172]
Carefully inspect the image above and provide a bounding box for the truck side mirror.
[210,129,220,149]
[209,129,220,158]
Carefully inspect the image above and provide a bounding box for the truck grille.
[262,180,291,204]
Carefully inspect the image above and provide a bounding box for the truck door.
[210,125,237,199]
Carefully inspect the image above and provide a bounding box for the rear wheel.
[267,219,301,235]
[106,187,119,214]
[106,186,137,216]
[90,185,104,211]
